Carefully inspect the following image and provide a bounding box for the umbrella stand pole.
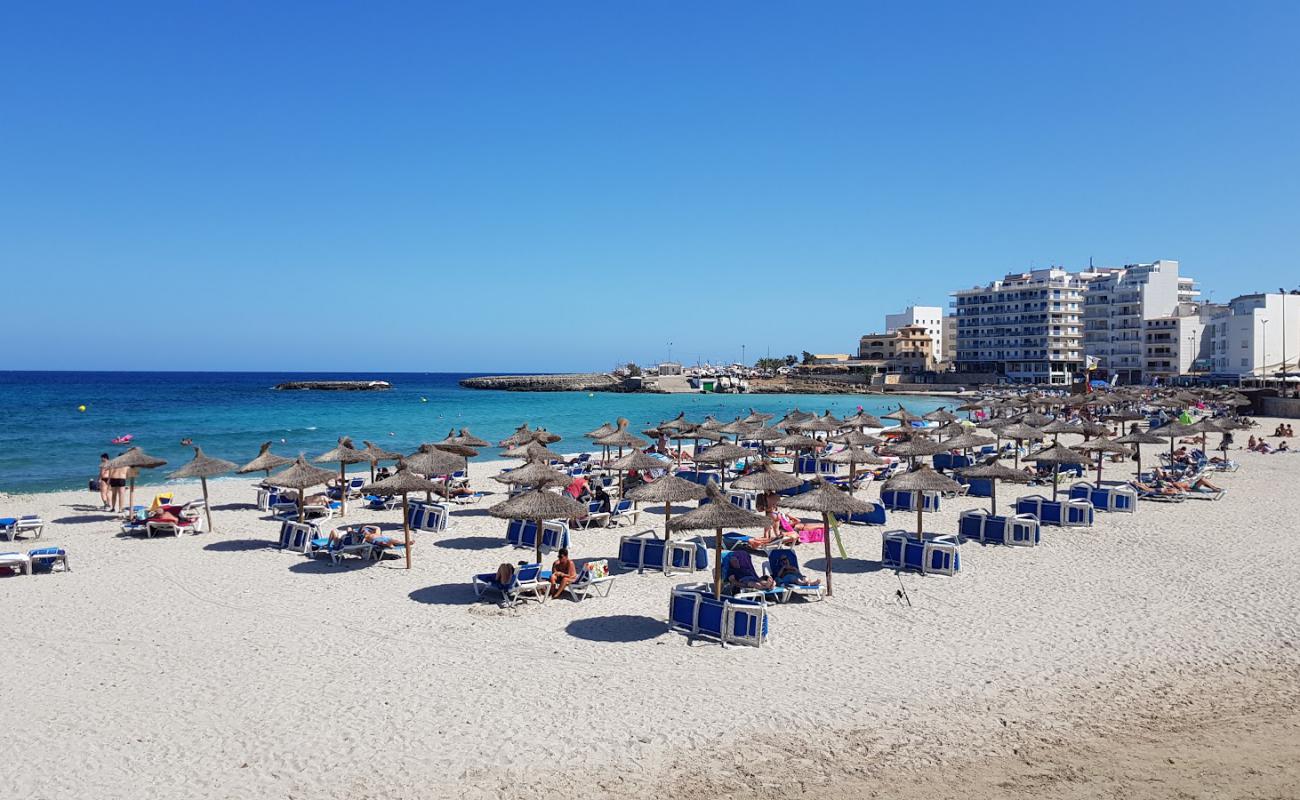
[1052,464,1060,501]
[1096,453,1103,487]
[663,501,672,547]
[916,504,923,540]
[129,477,136,515]
[202,477,214,534]
[402,493,412,570]
[822,511,833,597]
[713,526,723,599]
[339,465,347,517]
[298,493,305,524]
[991,479,997,515]
[535,517,544,567]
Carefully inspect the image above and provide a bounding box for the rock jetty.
[459,374,626,392]
[274,380,392,391]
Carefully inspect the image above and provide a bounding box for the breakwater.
[459,374,626,392]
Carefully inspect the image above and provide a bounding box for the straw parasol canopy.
[594,418,647,454]
[667,483,770,598]
[941,432,997,452]
[745,425,786,443]
[881,466,962,538]
[106,447,168,514]
[781,477,883,597]
[498,424,538,448]
[658,412,696,434]
[957,461,1031,514]
[841,411,884,429]
[882,405,923,426]
[359,463,443,569]
[1027,442,1089,500]
[237,442,293,476]
[624,473,708,544]
[406,444,465,477]
[779,408,815,426]
[266,455,336,522]
[693,442,756,488]
[923,408,958,424]
[731,462,805,494]
[488,487,586,564]
[717,417,755,440]
[606,449,669,494]
[362,440,404,482]
[793,414,841,436]
[1077,436,1132,487]
[492,460,571,488]
[823,445,885,491]
[882,437,948,466]
[585,421,616,439]
[314,437,370,516]
[995,422,1046,469]
[168,446,235,533]
[502,441,566,463]
[934,421,968,439]
[742,408,775,425]
[454,428,491,448]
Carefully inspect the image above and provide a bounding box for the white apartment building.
[951,268,1091,384]
[885,306,946,363]
[1143,303,1221,383]
[1082,260,1198,384]
[1207,292,1300,381]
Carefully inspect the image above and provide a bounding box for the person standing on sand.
[98,453,113,511]
[108,459,130,513]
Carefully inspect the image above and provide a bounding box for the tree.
[624,362,642,377]
[784,354,797,366]
[801,351,814,365]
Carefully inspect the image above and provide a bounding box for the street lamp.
[1261,318,1270,387]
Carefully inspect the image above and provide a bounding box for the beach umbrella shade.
[923,408,959,424]
[778,408,814,427]
[717,417,755,442]
[995,423,1046,469]
[830,430,884,447]
[314,437,370,516]
[1076,436,1132,487]
[742,408,775,425]
[594,418,647,457]
[606,449,669,495]
[532,428,562,445]
[693,442,756,489]
[361,440,403,483]
[1015,412,1055,428]
[667,483,770,598]
[492,460,571,489]
[431,441,479,496]
[624,472,708,545]
[697,415,725,431]
[1040,418,1081,443]
[236,442,293,477]
[105,447,167,515]
[359,463,442,569]
[453,428,491,448]
[881,466,962,539]
[781,477,883,596]
[168,446,235,532]
[881,436,947,469]
[823,445,885,491]
[881,405,923,426]
[266,455,336,522]
[498,424,538,448]
[585,421,616,466]
[731,461,805,495]
[405,445,466,502]
[1158,422,1202,461]
[743,425,785,454]
[934,421,968,440]
[957,461,1031,514]
[488,487,586,565]
[1027,443,1089,500]
[1104,409,1146,436]
[940,431,998,454]
[841,410,884,429]
[502,441,566,463]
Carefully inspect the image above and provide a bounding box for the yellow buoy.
[78,405,87,412]
[420,397,428,403]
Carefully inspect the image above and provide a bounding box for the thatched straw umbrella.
[585,421,617,465]
[780,478,880,596]
[168,447,235,532]
[606,450,668,496]
[1077,437,1132,487]
[996,423,1047,470]
[882,436,947,470]
[934,421,968,440]
[772,432,821,465]
[882,404,923,428]
[492,460,570,491]
[667,483,770,598]
[957,462,1032,514]
[362,440,403,483]
[742,408,774,425]
[105,447,167,514]
[923,408,958,424]
[1027,443,1088,500]
[1105,409,1146,436]
[841,410,884,430]
[693,442,755,489]
[359,463,442,569]
[624,473,708,546]
[1115,429,1166,478]
[314,437,369,516]
[488,487,585,565]
[1158,422,1202,462]
[266,456,336,522]
[717,417,754,444]
[831,430,884,448]
[1040,418,1080,445]
[731,461,805,496]
[1016,411,1055,428]
[498,424,537,448]
[823,446,885,492]
[406,445,466,502]
[237,442,293,478]
[881,466,961,539]
[778,408,814,427]
[594,418,647,458]
[454,428,491,448]
[502,440,566,464]
[432,441,479,488]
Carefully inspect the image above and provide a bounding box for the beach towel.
[797,527,825,544]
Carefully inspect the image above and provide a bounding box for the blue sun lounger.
[504,519,570,553]
[880,489,940,512]
[958,509,1040,546]
[844,501,887,525]
[1015,495,1094,527]
[795,456,837,476]
[0,516,44,542]
[618,530,707,575]
[407,500,449,532]
[674,470,719,486]
[765,548,824,601]
[880,530,960,575]
[277,520,319,553]
[668,586,768,647]
[1068,483,1137,513]
[932,453,973,472]
[721,550,788,604]
[963,477,995,498]
[472,563,545,607]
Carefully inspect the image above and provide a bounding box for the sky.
[3,1,1299,372]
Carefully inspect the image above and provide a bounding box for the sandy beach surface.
[3,421,1299,800]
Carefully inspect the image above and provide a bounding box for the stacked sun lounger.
[1014,495,1094,527]
[668,585,768,647]
[618,530,708,575]
[795,456,838,477]
[880,530,960,575]
[0,515,44,542]
[1068,483,1137,513]
[407,500,449,532]
[277,519,320,553]
[1,547,70,575]
[958,509,1041,546]
[504,519,570,553]
[880,489,940,512]
[932,453,973,472]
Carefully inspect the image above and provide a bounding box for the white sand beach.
[3,423,1299,799]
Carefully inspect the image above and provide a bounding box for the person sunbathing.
[1131,479,1180,496]
[348,524,407,548]
[725,551,776,592]
[548,547,578,598]
[1278,440,1290,452]
[772,558,821,587]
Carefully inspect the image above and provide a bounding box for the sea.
[0,372,950,494]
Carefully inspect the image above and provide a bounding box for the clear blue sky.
[3,1,1298,372]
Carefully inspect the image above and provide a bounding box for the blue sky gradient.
[3,1,1298,371]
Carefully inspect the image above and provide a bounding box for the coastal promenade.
[2,424,1298,799]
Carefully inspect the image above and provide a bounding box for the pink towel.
[798,527,825,544]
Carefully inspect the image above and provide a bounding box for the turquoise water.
[0,372,949,493]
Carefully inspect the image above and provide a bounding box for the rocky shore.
[274,380,391,391]
[459,373,627,392]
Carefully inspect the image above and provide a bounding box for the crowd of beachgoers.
[3,387,1298,799]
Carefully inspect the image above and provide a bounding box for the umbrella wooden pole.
[339,464,347,516]
[916,504,923,540]
[990,479,997,515]
[298,492,305,523]
[713,526,722,599]
[663,500,673,546]
[821,511,833,597]
[535,517,544,566]
[128,476,136,515]
[1135,445,1142,478]
[1052,464,1060,501]
[402,492,412,570]
[201,477,214,533]
[1096,452,1104,487]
